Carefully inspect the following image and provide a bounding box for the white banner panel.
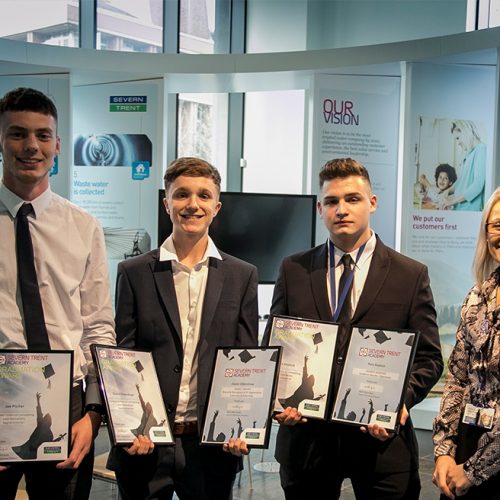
[72,82,163,301]
[402,62,496,390]
[311,74,401,247]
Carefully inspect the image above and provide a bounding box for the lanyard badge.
[462,403,494,430]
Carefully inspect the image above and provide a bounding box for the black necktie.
[337,254,354,323]
[16,203,50,350]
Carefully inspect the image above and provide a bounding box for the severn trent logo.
[109,96,147,112]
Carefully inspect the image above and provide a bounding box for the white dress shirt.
[0,181,116,404]
[160,235,222,423]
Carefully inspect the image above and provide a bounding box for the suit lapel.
[310,243,333,321]
[200,257,224,336]
[150,252,182,341]
[198,257,224,360]
[352,237,390,323]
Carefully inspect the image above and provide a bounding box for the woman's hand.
[447,463,472,498]
[432,455,469,499]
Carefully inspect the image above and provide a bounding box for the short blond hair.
[472,186,500,286]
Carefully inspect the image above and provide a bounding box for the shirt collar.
[330,231,377,268]
[0,179,52,218]
[159,234,222,263]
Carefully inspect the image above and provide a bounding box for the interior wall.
[315,1,468,49]
[246,0,468,53]
[245,0,308,53]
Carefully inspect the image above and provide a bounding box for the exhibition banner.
[72,82,162,297]
[402,63,496,389]
[311,74,400,247]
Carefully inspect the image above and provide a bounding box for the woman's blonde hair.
[451,120,482,152]
[473,186,500,286]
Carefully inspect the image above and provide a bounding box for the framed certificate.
[200,347,281,448]
[91,345,173,446]
[267,315,339,420]
[0,350,73,463]
[330,326,419,432]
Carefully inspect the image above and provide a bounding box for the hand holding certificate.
[91,345,173,446]
[330,326,419,432]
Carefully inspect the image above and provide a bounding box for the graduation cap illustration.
[269,350,279,363]
[238,349,256,364]
[134,360,145,381]
[357,328,369,338]
[312,332,323,353]
[374,330,391,345]
[42,363,55,389]
[405,334,415,347]
[222,348,234,360]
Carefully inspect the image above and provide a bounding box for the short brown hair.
[319,158,371,188]
[164,157,221,193]
[0,87,58,123]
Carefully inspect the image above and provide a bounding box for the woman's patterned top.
[433,267,500,485]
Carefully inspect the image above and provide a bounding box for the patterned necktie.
[16,203,50,349]
[337,253,354,323]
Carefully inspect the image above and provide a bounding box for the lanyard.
[329,240,366,322]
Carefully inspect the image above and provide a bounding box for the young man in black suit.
[108,157,259,499]
[263,158,443,499]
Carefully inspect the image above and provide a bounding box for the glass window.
[96,0,163,53]
[180,0,227,54]
[0,0,79,47]
[243,90,306,194]
[177,93,228,188]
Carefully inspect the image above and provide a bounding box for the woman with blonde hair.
[432,186,500,498]
[441,120,486,211]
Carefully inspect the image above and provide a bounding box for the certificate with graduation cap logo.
[200,347,281,448]
[0,350,73,463]
[267,315,339,420]
[330,326,419,432]
[91,345,174,446]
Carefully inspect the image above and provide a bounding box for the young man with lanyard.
[263,157,443,499]
[0,87,116,498]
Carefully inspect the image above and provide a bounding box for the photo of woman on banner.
[432,186,500,498]
[440,120,486,211]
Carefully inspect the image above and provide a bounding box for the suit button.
[336,356,344,364]
[174,365,181,373]
[167,405,174,414]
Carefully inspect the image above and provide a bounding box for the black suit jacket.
[107,247,258,473]
[263,237,443,474]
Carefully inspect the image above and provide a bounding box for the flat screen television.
[158,190,316,284]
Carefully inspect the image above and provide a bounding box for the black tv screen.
[158,190,316,284]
